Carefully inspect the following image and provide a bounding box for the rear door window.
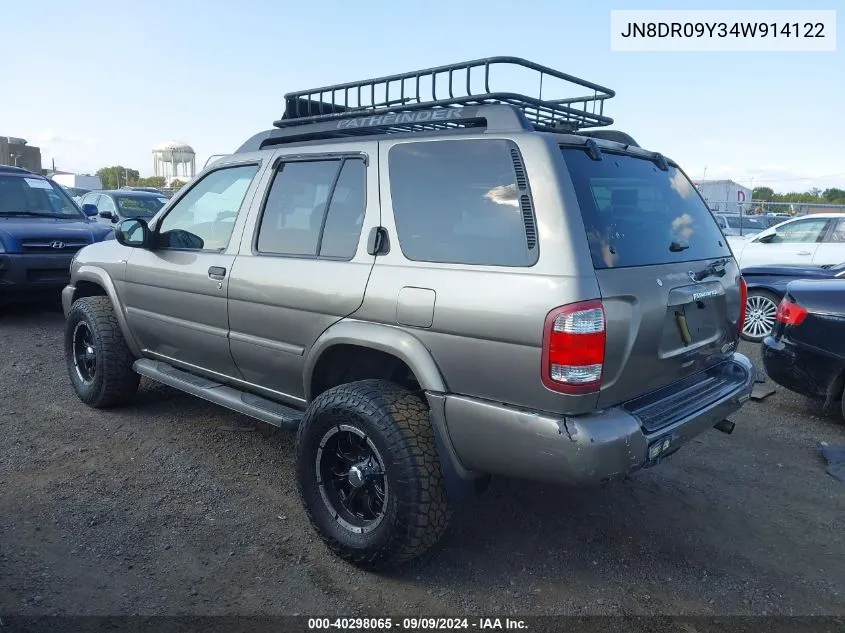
[256,157,366,259]
[561,148,731,269]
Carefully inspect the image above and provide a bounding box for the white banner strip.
[611,10,836,52]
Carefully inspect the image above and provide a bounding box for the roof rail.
[203,154,229,169]
[0,164,33,174]
[273,57,614,134]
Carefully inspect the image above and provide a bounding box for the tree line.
[752,186,845,205]
[95,166,186,192]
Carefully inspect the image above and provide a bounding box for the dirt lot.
[1,304,844,617]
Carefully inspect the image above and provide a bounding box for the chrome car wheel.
[743,293,779,342]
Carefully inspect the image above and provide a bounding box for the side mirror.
[115,218,150,248]
[757,232,776,244]
[81,203,98,217]
[99,210,115,220]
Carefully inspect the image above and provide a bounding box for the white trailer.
[51,173,102,190]
[694,179,753,214]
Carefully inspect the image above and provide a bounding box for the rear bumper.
[443,353,754,487]
[762,336,844,401]
[0,253,74,301]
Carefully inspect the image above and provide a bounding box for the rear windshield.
[725,216,765,230]
[114,195,165,217]
[561,148,731,269]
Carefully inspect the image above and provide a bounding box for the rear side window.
[562,148,731,269]
[388,139,537,266]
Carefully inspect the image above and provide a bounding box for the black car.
[741,262,845,342]
[762,279,845,419]
[78,189,168,226]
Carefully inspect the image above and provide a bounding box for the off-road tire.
[296,379,451,570]
[65,296,139,407]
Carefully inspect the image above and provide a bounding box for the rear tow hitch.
[714,419,735,434]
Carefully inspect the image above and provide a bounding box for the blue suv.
[0,166,114,304]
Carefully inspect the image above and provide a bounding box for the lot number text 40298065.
[307,617,528,630]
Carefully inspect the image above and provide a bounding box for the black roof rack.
[236,58,617,153]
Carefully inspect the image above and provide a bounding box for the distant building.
[0,136,42,173]
[49,172,102,190]
[693,179,753,214]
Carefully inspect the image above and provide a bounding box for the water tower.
[152,141,196,183]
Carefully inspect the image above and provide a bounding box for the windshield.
[114,195,166,218]
[0,175,85,218]
[561,148,731,269]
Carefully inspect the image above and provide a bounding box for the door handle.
[797,251,811,256]
[208,266,227,280]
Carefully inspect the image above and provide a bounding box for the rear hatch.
[560,145,742,408]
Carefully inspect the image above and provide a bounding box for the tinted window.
[319,160,366,258]
[561,149,731,269]
[114,195,165,218]
[157,164,259,251]
[257,160,340,256]
[726,216,764,230]
[256,158,366,258]
[388,139,535,266]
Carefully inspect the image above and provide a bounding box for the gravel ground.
[1,303,844,617]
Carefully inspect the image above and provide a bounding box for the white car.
[728,213,845,269]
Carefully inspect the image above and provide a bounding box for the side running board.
[133,359,302,429]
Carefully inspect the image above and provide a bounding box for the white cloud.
[484,184,519,207]
[36,129,97,146]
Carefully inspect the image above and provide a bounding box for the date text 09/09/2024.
[307,617,528,630]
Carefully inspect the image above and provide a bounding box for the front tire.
[295,379,451,570]
[742,289,780,343]
[65,296,140,407]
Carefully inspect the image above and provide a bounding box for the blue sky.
[3,0,841,192]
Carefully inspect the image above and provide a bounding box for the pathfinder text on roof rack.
[336,109,467,129]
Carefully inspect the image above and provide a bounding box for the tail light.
[775,297,808,326]
[738,276,748,334]
[541,300,606,394]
